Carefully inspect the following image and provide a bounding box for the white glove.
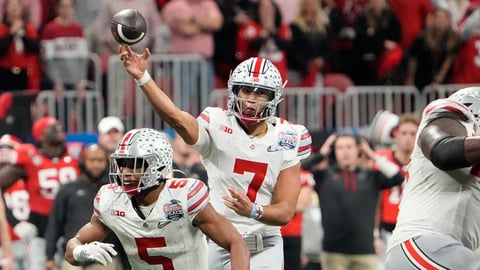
[13,221,37,242]
[72,241,117,266]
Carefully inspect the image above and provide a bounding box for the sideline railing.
[10,50,477,139]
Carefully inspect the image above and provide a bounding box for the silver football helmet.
[227,57,284,125]
[110,128,173,195]
[449,87,480,117]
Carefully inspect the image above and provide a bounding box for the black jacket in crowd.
[312,164,404,255]
[44,174,131,269]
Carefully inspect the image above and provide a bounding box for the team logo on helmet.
[227,57,284,126]
[110,128,173,195]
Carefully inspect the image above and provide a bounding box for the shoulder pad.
[423,98,475,122]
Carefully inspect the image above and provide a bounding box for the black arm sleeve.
[430,136,469,170]
[376,170,404,189]
[23,36,39,53]
[1,190,19,226]
[45,187,69,260]
[0,35,13,56]
[249,36,267,50]
[301,153,325,171]
[5,202,19,227]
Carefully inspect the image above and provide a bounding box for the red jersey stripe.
[199,112,210,123]
[187,181,204,200]
[298,145,311,153]
[402,239,447,270]
[188,190,208,212]
[301,131,311,140]
[424,99,467,117]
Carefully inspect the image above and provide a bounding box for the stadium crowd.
[0,0,480,269]
[1,0,480,137]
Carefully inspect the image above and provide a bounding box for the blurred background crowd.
[0,0,479,142]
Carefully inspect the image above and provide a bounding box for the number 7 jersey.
[193,107,311,237]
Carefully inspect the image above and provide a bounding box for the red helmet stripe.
[118,131,135,153]
[252,57,265,78]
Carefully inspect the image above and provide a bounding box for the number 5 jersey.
[94,178,210,270]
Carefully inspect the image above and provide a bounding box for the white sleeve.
[191,123,211,157]
[374,156,400,178]
[297,126,312,160]
[191,108,213,156]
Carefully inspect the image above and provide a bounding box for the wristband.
[249,203,257,218]
[253,204,263,220]
[134,71,151,86]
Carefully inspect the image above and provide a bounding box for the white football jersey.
[193,107,311,237]
[388,98,480,251]
[94,178,210,269]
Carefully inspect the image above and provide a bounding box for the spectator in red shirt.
[40,0,89,100]
[373,113,420,269]
[0,0,40,92]
[0,0,41,30]
[389,0,433,51]
[449,2,480,84]
[236,0,291,81]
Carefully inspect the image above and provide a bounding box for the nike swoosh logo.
[157,221,171,228]
[267,145,283,152]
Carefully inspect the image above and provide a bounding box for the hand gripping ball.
[110,9,147,45]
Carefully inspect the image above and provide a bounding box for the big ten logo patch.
[111,209,126,217]
[219,124,233,134]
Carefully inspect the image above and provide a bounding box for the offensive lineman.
[64,128,249,269]
[385,87,480,269]
[119,46,311,269]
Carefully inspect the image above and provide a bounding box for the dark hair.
[251,0,283,29]
[330,133,363,161]
[332,133,361,147]
[79,143,109,171]
[2,0,29,25]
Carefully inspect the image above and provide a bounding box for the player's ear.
[391,126,398,138]
[355,135,362,157]
[329,136,337,161]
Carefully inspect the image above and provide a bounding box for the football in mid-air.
[110,9,147,45]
